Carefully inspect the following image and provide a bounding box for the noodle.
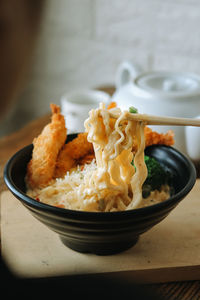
[27,103,170,211]
[84,103,147,210]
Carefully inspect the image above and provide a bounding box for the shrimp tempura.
[26,102,175,185]
[54,133,94,178]
[144,126,174,147]
[26,104,67,188]
[132,126,174,152]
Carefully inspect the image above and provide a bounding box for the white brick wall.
[2,0,200,136]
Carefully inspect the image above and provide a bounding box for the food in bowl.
[26,102,175,212]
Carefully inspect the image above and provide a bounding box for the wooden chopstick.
[108,111,200,127]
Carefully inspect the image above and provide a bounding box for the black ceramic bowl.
[4,134,196,255]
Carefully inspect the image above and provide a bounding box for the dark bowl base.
[59,235,139,255]
[4,140,196,257]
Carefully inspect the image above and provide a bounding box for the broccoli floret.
[143,155,169,190]
[131,155,171,198]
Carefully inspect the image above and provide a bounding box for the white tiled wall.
[2,0,200,136]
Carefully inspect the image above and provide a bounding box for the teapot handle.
[116,61,142,89]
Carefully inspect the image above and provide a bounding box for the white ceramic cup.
[185,115,200,161]
[61,89,110,133]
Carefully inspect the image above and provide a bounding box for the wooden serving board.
[1,180,200,283]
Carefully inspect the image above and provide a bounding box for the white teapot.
[112,61,200,154]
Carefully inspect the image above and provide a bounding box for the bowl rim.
[4,143,196,220]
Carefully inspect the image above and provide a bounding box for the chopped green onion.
[129,106,138,114]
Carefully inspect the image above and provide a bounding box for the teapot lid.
[135,72,200,97]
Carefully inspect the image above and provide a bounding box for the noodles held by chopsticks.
[26,103,173,212]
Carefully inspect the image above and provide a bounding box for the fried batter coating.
[26,104,67,188]
[63,133,93,160]
[78,153,95,165]
[132,126,174,152]
[144,126,174,147]
[54,133,94,178]
[54,145,76,178]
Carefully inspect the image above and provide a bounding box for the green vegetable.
[131,155,172,198]
[143,155,170,191]
[129,106,138,114]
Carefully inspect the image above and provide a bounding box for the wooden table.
[1,86,200,299]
